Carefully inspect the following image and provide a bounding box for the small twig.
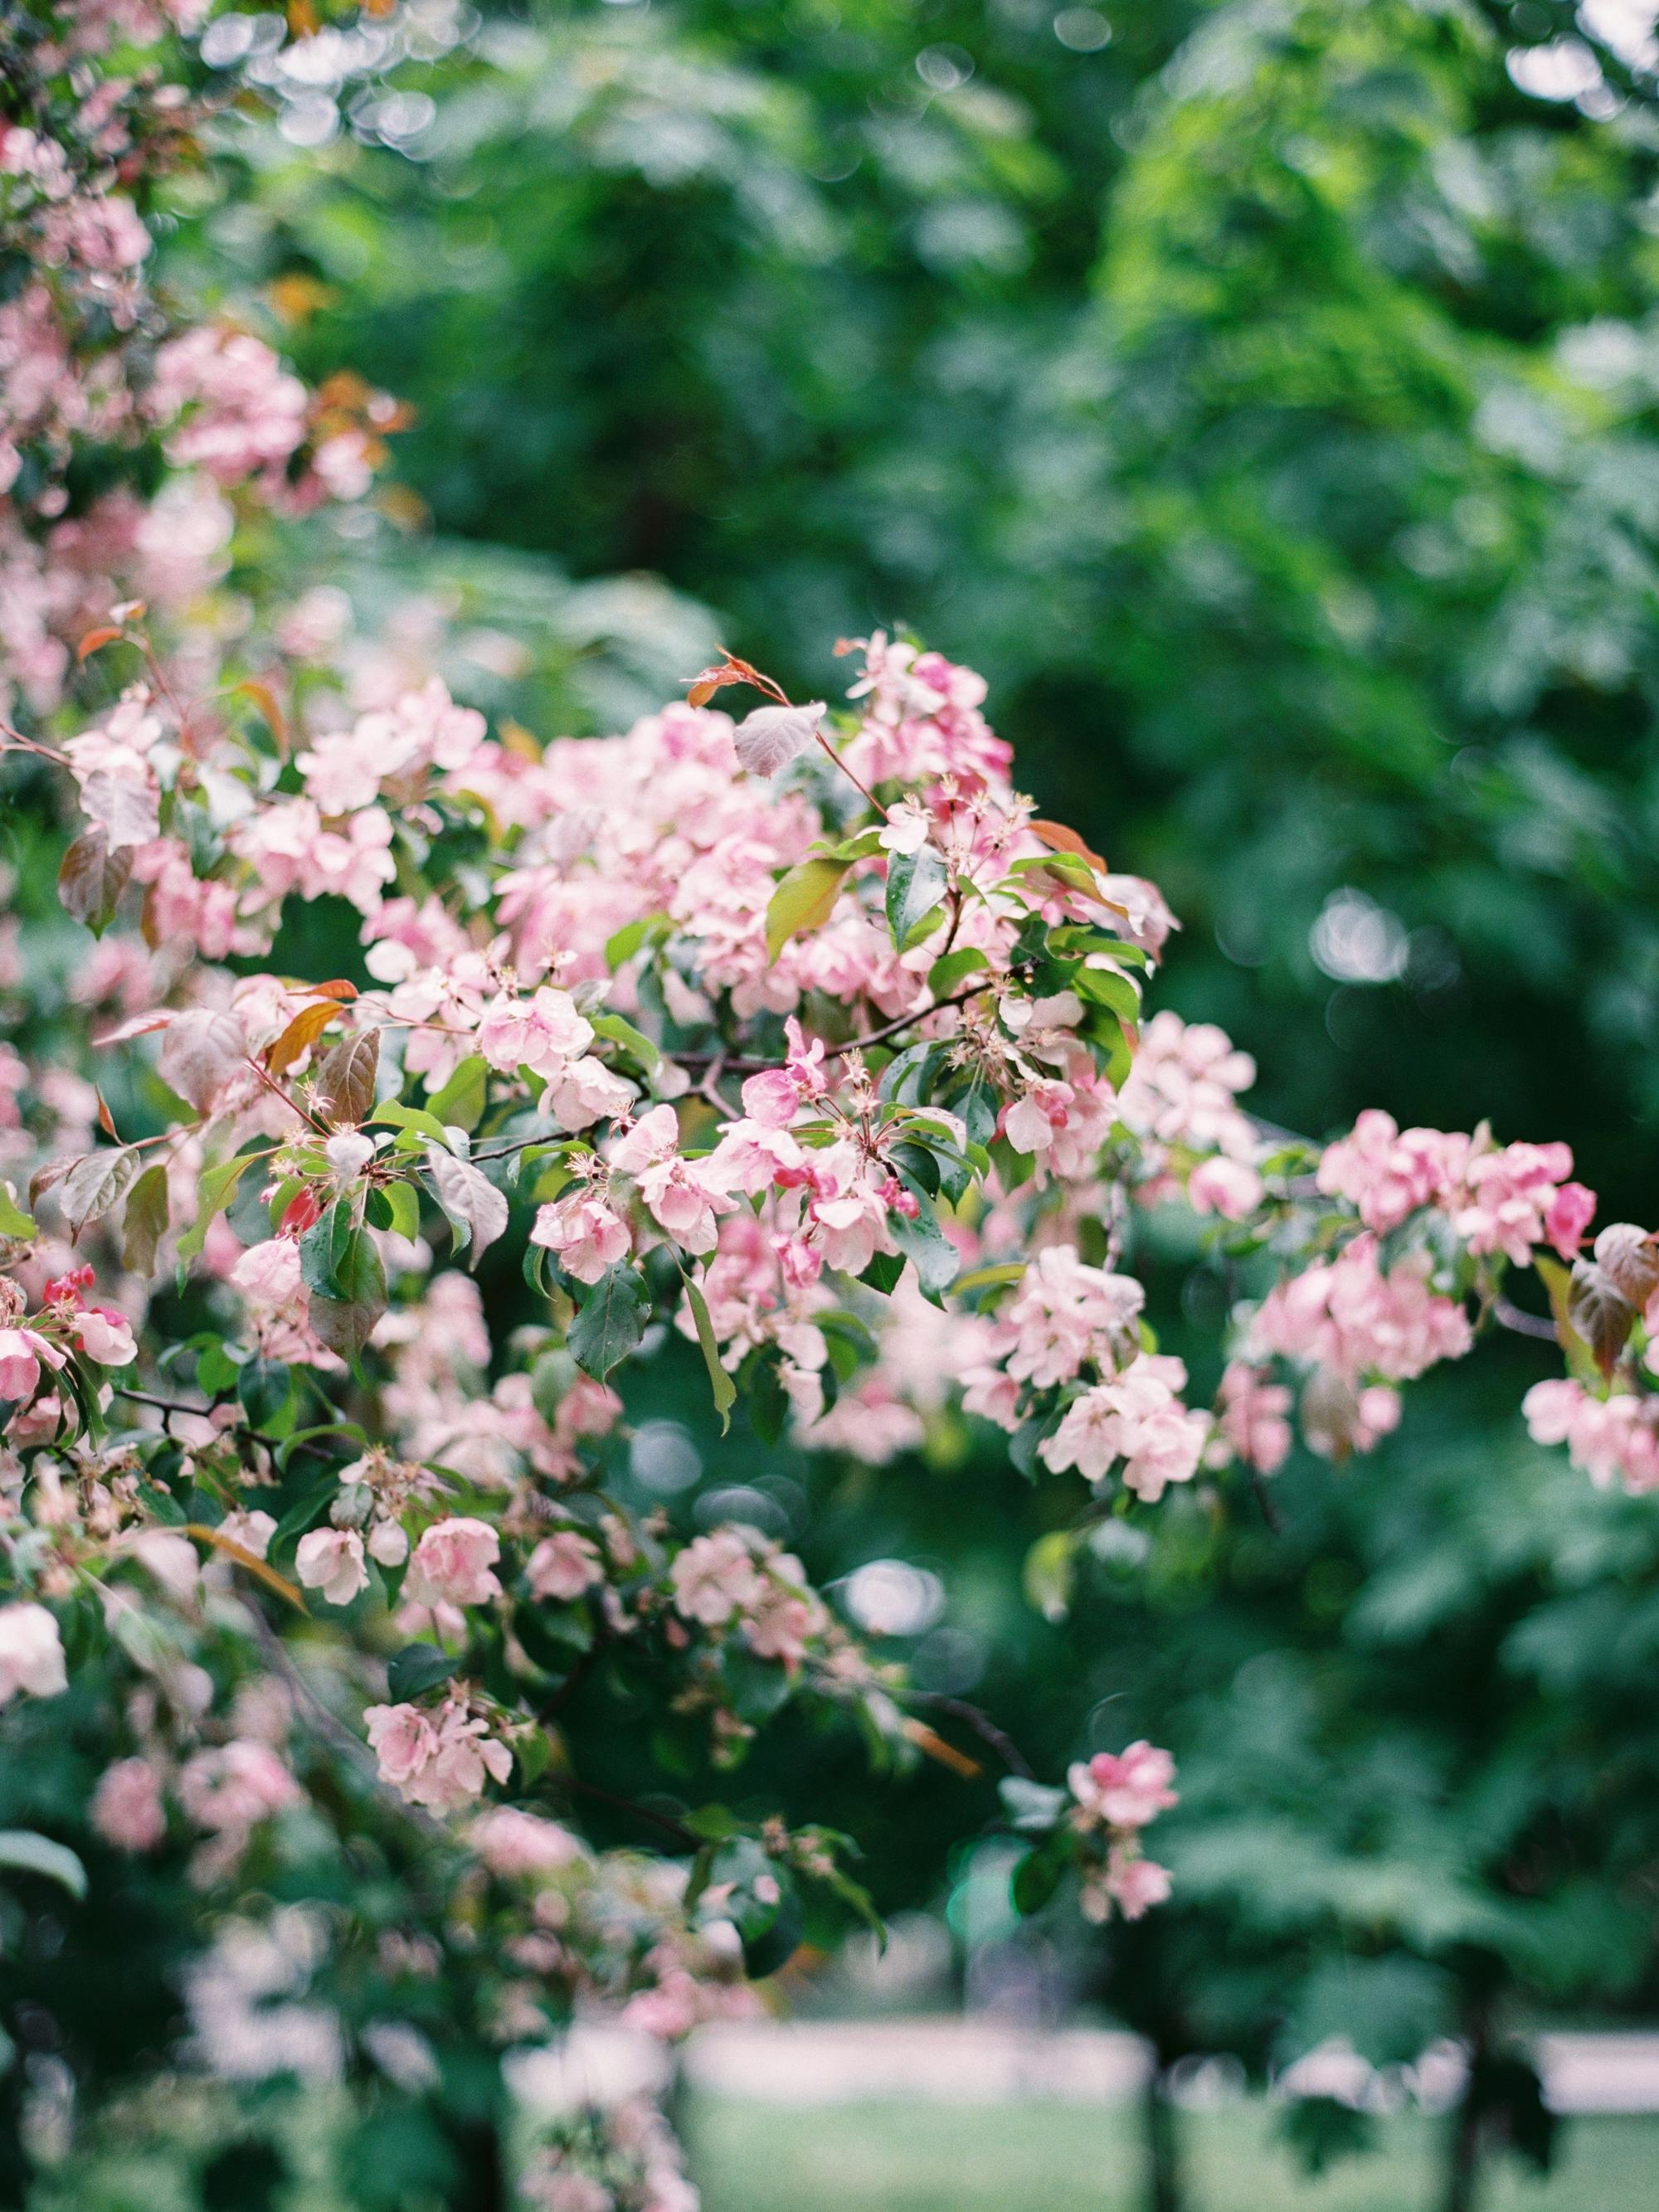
[1249,1470,1283,1537]
[904,1691,1034,1780]
[243,1053,328,1134]
[557,1776,696,1850]
[1493,1296,1559,1344]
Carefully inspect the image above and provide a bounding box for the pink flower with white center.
[545,1056,634,1133]
[1069,1741,1179,1828]
[406,1517,502,1609]
[707,1118,805,1198]
[366,1699,513,1814]
[230,1236,304,1307]
[71,1305,135,1364]
[476,986,593,1077]
[0,1325,65,1402]
[178,1740,299,1834]
[1039,1354,1206,1500]
[310,811,397,914]
[878,799,932,855]
[0,1603,66,1704]
[670,1529,765,1627]
[1004,1246,1144,1390]
[218,1510,278,1560]
[612,1104,732,1254]
[1004,1080,1072,1157]
[741,1067,804,1128]
[1249,1237,1472,1388]
[364,1701,439,1791]
[295,1526,367,1606]
[1545,1180,1597,1258]
[1120,1011,1256,1156]
[91,1757,167,1853]
[1524,1378,1659,1494]
[526,1529,603,1603]
[368,1520,410,1568]
[529,1194,631,1285]
[743,1556,826,1671]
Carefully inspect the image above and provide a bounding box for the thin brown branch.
[903,1690,1034,1780]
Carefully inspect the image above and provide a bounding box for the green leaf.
[177,1152,257,1266]
[1011,1840,1066,1916]
[0,1830,85,1900]
[766,857,853,962]
[590,1011,661,1072]
[387,1643,460,1701]
[309,1228,387,1370]
[423,1145,509,1267]
[567,1262,649,1378]
[299,1198,353,1299]
[0,1185,34,1239]
[1023,1529,1076,1621]
[427,1055,488,1133]
[859,1250,906,1296]
[682,1272,737,1434]
[927,946,990,997]
[885,846,948,950]
[889,1199,959,1302]
[371,1100,451,1145]
[1076,964,1141,1022]
[605,911,670,969]
[379,1178,421,1239]
[953,1261,1027,1298]
[998,1776,1068,1833]
[58,829,133,937]
[237,1357,291,1431]
[120,1162,169,1276]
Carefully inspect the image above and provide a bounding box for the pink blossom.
[1039,1355,1208,1500]
[477,986,593,1078]
[178,1740,299,1833]
[231,1237,304,1307]
[529,1194,631,1285]
[1069,1741,1179,1828]
[295,1527,367,1606]
[406,1517,502,1609]
[0,1603,66,1704]
[71,1305,135,1364]
[91,1757,167,1852]
[0,1326,65,1401]
[670,1529,764,1627]
[365,1698,513,1813]
[469,1806,584,1877]
[526,1529,602,1603]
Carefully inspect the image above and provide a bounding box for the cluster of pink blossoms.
[1067,1741,1178,1923]
[1316,1110,1594,1265]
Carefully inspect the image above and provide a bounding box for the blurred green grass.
[685,2098,1659,2212]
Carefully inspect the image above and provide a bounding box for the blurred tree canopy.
[195,0,1659,1203]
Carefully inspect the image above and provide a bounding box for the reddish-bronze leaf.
[1568,1260,1636,1382]
[58,829,132,936]
[313,1027,381,1128]
[265,999,342,1076]
[296,978,358,1002]
[1030,819,1108,875]
[75,625,123,663]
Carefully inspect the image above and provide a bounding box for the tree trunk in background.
[1142,2063,1185,2212]
[1439,2005,1491,2212]
[450,2108,509,2212]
